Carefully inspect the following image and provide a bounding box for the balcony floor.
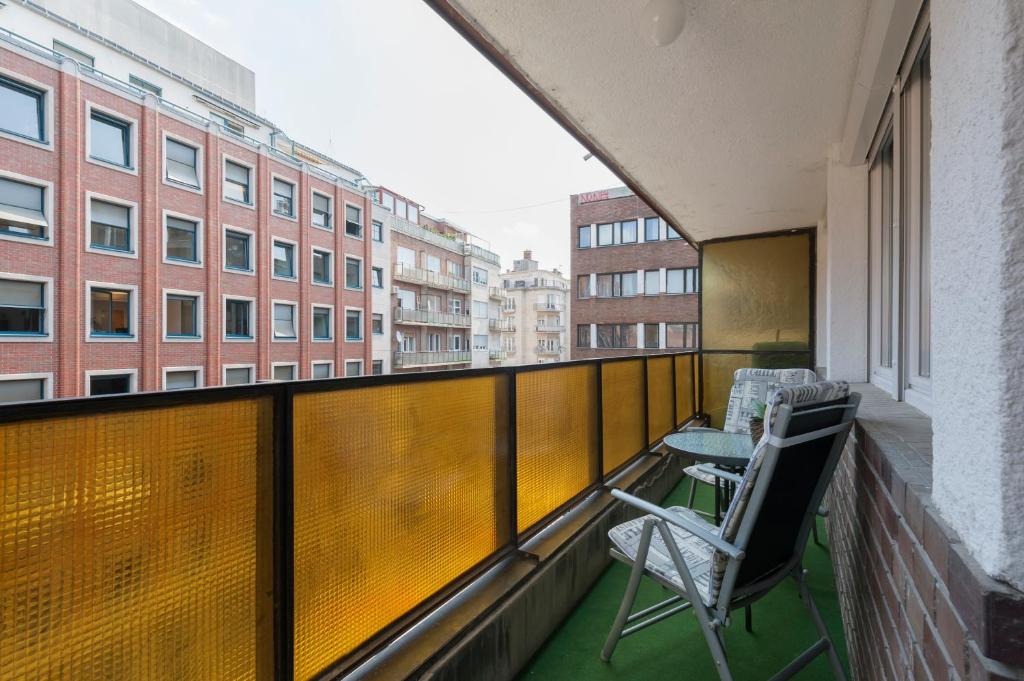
[517,481,849,680]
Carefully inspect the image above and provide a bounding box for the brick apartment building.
[569,186,699,359]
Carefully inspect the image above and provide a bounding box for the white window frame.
[344,254,364,291]
[0,271,53,342]
[343,201,364,239]
[270,173,298,222]
[272,299,299,343]
[222,224,255,276]
[271,236,299,282]
[162,288,204,342]
[311,303,334,342]
[311,245,334,288]
[344,306,364,342]
[161,131,204,195]
[223,294,256,342]
[222,153,255,209]
[84,368,138,396]
[310,188,334,231]
[84,191,139,259]
[162,365,204,390]
[222,363,256,385]
[0,66,54,151]
[270,361,298,382]
[161,209,204,268]
[85,280,138,343]
[0,169,54,247]
[311,360,334,379]
[84,101,137,175]
[0,372,53,400]
[344,360,363,377]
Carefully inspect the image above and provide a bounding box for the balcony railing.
[489,318,516,332]
[392,262,471,292]
[536,323,566,333]
[488,349,508,361]
[488,286,507,300]
[535,344,565,355]
[392,350,472,367]
[464,243,501,266]
[535,302,565,312]
[393,307,471,328]
[391,215,465,254]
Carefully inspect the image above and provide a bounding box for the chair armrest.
[609,488,745,559]
[696,464,743,485]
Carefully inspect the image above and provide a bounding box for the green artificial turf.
[517,479,850,680]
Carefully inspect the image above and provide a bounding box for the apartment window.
[408,205,419,223]
[225,299,252,338]
[345,309,362,340]
[166,294,199,338]
[448,261,463,278]
[472,267,488,285]
[312,306,332,340]
[396,288,415,310]
[53,40,94,66]
[90,373,132,395]
[644,217,659,242]
[0,279,45,335]
[667,224,682,240]
[450,298,463,315]
[312,362,332,379]
[596,323,637,349]
[273,364,295,381]
[273,303,297,339]
[644,270,660,295]
[273,178,294,217]
[90,288,131,336]
[395,198,408,219]
[0,376,46,403]
[165,369,198,390]
[89,111,130,167]
[596,272,637,298]
[165,138,200,189]
[382,193,394,212]
[372,360,383,375]
[312,249,332,285]
[666,267,699,294]
[425,255,441,273]
[620,219,638,244]
[312,192,332,228]
[577,275,591,299]
[473,334,488,351]
[0,75,45,142]
[345,257,362,289]
[273,240,296,278]
[0,177,47,240]
[644,323,660,349]
[576,325,591,348]
[577,225,591,248]
[128,74,161,97]
[371,313,383,335]
[223,160,251,204]
[165,215,199,263]
[224,366,252,384]
[225,230,251,271]
[371,266,383,288]
[345,361,362,377]
[596,223,613,246]
[427,333,441,352]
[90,199,131,252]
[666,322,699,349]
[345,205,362,237]
[372,220,383,242]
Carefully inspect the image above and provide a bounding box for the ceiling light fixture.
[642,0,688,47]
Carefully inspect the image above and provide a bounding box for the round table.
[663,431,755,524]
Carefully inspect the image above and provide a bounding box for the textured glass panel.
[516,366,598,534]
[291,376,511,679]
[674,354,696,425]
[601,360,645,474]
[646,356,674,443]
[700,352,811,428]
[701,233,812,351]
[0,399,270,680]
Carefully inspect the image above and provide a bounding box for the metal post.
[596,360,605,483]
[274,383,295,681]
[642,356,651,447]
[507,369,519,546]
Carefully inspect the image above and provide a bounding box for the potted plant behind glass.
[749,400,767,445]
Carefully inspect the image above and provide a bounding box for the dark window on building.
[576,324,590,348]
[224,160,251,204]
[577,274,590,299]
[371,266,383,288]
[577,224,591,248]
[345,309,362,340]
[644,323,660,349]
[596,323,637,349]
[372,360,383,375]
[165,138,200,188]
[312,307,332,340]
[666,322,699,348]
[345,205,362,237]
[90,288,130,335]
[165,216,198,262]
[166,294,198,337]
[0,177,46,240]
[312,192,332,228]
[273,241,295,278]
[345,258,362,289]
[0,279,45,334]
[312,250,332,284]
[372,313,383,335]
[312,363,332,379]
[0,76,45,142]
[89,111,130,167]
[372,220,383,242]
[90,199,131,252]
[225,299,251,337]
[225,230,251,271]
[224,367,252,384]
[90,373,132,395]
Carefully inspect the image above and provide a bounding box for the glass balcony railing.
[488,349,508,361]
[488,286,507,300]
[536,322,565,333]
[390,215,465,254]
[535,344,565,355]
[393,306,471,328]
[489,318,516,332]
[392,262,471,292]
[535,302,565,312]
[392,350,472,367]
[464,242,501,265]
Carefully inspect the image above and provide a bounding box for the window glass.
[372,360,383,375]
[0,76,44,141]
[166,294,197,336]
[312,307,331,339]
[667,224,683,240]
[273,365,295,381]
[644,270,659,295]
[225,230,250,270]
[425,255,441,273]
[345,257,362,288]
[408,205,419,223]
[224,160,250,203]
[596,323,637,348]
[345,309,362,340]
[395,198,407,219]
[472,267,488,285]
[165,370,197,390]
[345,205,362,237]
[666,322,698,348]
[0,279,45,334]
[0,178,46,239]
[273,303,296,338]
[273,178,294,216]
[90,199,131,251]
[666,269,684,294]
[90,112,130,167]
[165,216,198,262]
[345,361,362,377]
[597,223,613,246]
[621,272,637,297]
[577,275,590,298]
[371,313,383,334]
[577,225,591,248]
[644,323,660,349]
[396,289,415,309]
[372,220,383,242]
[224,367,252,384]
[90,374,131,395]
[90,288,130,335]
[313,250,331,284]
[225,300,251,337]
[273,241,295,277]
[313,363,332,379]
[0,377,44,403]
[371,267,383,288]
[382,193,394,212]
[644,217,660,241]
[312,193,331,228]
[396,246,416,267]
[576,324,590,348]
[621,219,638,243]
[165,138,199,188]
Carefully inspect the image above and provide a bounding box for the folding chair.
[602,381,859,681]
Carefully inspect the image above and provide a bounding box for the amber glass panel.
[646,356,674,443]
[516,365,598,534]
[701,233,812,351]
[0,399,269,680]
[292,376,511,680]
[674,354,696,425]
[602,360,646,474]
[701,352,811,428]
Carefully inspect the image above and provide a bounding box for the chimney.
[523,249,533,260]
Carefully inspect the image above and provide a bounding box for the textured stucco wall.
[931,0,1024,590]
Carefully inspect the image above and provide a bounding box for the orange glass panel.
[701,233,812,351]
[0,399,269,680]
[702,353,754,429]
[516,365,598,534]
[291,376,511,680]
[601,360,646,474]
[675,354,696,425]
[646,356,674,443]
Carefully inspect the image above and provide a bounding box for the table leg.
[714,477,722,525]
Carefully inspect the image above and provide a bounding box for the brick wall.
[828,387,1024,681]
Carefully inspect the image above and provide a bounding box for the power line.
[434,197,567,215]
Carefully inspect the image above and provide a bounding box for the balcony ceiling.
[431,0,870,242]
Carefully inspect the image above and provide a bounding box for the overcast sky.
[136,0,620,273]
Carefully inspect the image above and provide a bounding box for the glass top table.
[663,431,755,467]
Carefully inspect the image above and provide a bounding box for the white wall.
[371,205,392,373]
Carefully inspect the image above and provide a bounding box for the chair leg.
[795,569,847,681]
[744,605,753,633]
[601,519,654,662]
[687,476,698,508]
[812,520,821,546]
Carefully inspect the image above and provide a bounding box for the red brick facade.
[0,48,372,396]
